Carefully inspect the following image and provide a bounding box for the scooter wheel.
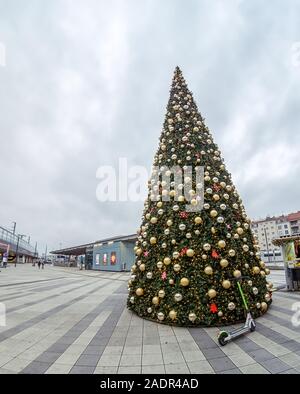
[218,331,229,346]
[250,322,256,332]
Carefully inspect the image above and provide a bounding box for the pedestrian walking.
[38,260,41,269]
[42,260,45,269]
[3,253,8,269]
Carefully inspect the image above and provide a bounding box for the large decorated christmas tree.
[128,67,272,326]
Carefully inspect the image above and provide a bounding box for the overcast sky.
[0,0,300,253]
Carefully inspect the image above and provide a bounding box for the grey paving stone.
[69,365,94,374]
[201,347,225,360]
[76,354,100,367]
[83,346,105,356]
[260,358,291,374]
[280,369,299,374]
[35,352,62,364]
[21,361,50,375]
[249,349,275,362]
[208,356,237,372]
[219,368,242,374]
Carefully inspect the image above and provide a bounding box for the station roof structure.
[50,234,137,256]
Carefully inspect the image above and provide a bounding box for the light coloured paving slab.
[240,364,270,374]
[45,363,73,374]
[229,353,257,368]
[187,360,215,374]
[165,363,190,374]
[94,366,118,374]
[118,366,142,374]
[142,364,166,374]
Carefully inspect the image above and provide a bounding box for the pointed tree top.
[174,66,183,78]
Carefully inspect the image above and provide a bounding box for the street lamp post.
[15,234,26,267]
[263,227,271,265]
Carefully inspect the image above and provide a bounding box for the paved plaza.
[0,265,299,374]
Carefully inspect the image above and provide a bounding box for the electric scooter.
[218,276,256,346]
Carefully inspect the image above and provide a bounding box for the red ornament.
[210,303,218,314]
[161,271,167,281]
[213,184,221,192]
[212,249,220,259]
[226,224,232,230]
[144,251,149,257]
[180,247,188,256]
[180,211,188,219]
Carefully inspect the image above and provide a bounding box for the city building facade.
[252,211,299,265]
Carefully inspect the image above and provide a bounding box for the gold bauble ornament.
[222,280,231,289]
[218,311,223,317]
[136,249,142,256]
[208,289,217,299]
[180,278,190,287]
[169,310,177,320]
[150,217,158,224]
[191,199,198,206]
[169,279,174,285]
[204,266,213,275]
[210,210,218,218]
[253,266,260,274]
[233,270,242,278]
[139,264,146,272]
[136,288,144,296]
[265,268,270,275]
[164,257,171,266]
[260,271,266,277]
[178,195,185,202]
[174,264,181,272]
[237,227,244,235]
[150,237,157,245]
[131,264,137,272]
[158,290,165,298]
[169,190,176,197]
[211,227,216,234]
[145,213,151,220]
[188,313,197,323]
[265,293,271,302]
[152,296,159,305]
[261,302,268,311]
[194,217,203,225]
[157,261,163,269]
[218,240,226,249]
[259,261,266,268]
[167,220,173,226]
[220,259,229,268]
[186,249,195,257]
[202,254,208,260]
[228,249,236,257]
[157,201,163,208]
[213,194,220,201]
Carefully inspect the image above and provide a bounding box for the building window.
[284,224,288,229]
[285,230,289,235]
[103,253,108,266]
[95,254,100,265]
[110,252,117,265]
[278,225,282,230]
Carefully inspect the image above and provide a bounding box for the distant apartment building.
[288,211,300,235]
[251,211,300,265]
